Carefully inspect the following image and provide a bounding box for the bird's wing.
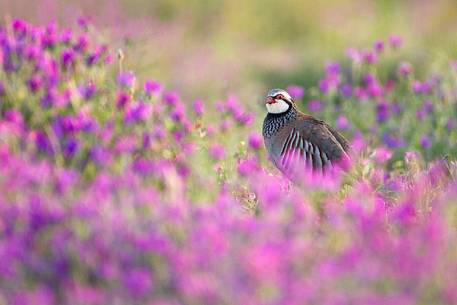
[324,122,351,153]
[279,119,349,173]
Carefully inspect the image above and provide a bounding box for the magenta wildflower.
[163,91,179,105]
[373,40,384,53]
[389,35,403,48]
[144,80,161,96]
[237,112,254,126]
[116,91,131,109]
[446,118,455,130]
[74,34,89,53]
[225,95,239,114]
[12,19,28,40]
[247,132,262,150]
[307,100,322,112]
[124,101,152,124]
[420,136,431,149]
[170,103,185,122]
[363,50,378,64]
[372,147,393,163]
[60,48,75,70]
[376,101,389,122]
[237,156,260,176]
[27,74,42,93]
[78,82,96,100]
[286,85,305,100]
[325,61,341,75]
[336,115,350,130]
[346,48,362,63]
[117,71,136,88]
[77,16,89,31]
[59,28,73,45]
[208,143,225,160]
[220,118,232,131]
[192,98,205,116]
[340,84,352,98]
[398,62,412,75]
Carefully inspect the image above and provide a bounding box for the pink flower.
[192,99,204,116]
[208,143,225,160]
[286,85,305,100]
[247,132,262,150]
[389,34,403,48]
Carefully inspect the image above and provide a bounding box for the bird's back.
[263,110,350,175]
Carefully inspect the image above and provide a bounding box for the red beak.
[266,96,276,104]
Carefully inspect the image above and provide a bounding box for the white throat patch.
[266,99,290,114]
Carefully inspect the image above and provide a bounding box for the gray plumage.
[262,89,350,179]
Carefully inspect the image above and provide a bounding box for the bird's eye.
[275,94,284,100]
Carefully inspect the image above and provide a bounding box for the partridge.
[262,89,350,179]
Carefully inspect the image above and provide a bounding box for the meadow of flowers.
[0,18,457,305]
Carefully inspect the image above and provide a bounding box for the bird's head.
[265,89,294,114]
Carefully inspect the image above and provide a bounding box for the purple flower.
[237,157,260,176]
[4,109,24,126]
[117,71,136,88]
[60,48,75,70]
[325,61,341,75]
[86,45,107,66]
[163,91,179,106]
[423,100,434,112]
[412,80,423,93]
[59,28,73,44]
[116,91,130,109]
[12,19,28,40]
[209,143,225,160]
[307,100,322,112]
[363,73,376,85]
[389,35,403,48]
[368,82,383,97]
[236,112,254,126]
[376,101,390,122]
[41,87,65,108]
[77,16,90,31]
[446,118,455,130]
[41,22,57,49]
[78,83,96,100]
[286,85,305,100]
[336,115,350,130]
[193,99,204,116]
[144,80,161,95]
[374,40,384,53]
[346,47,362,63]
[170,103,185,122]
[340,84,352,98]
[398,62,412,75]
[27,74,42,93]
[124,101,152,124]
[372,147,392,163]
[382,132,405,148]
[74,35,89,53]
[63,138,78,158]
[123,268,153,298]
[420,136,431,149]
[248,132,262,150]
[225,95,239,114]
[34,131,53,154]
[363,50,378,64]
[416,109,426,121]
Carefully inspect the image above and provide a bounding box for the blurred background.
[2,0,457,100]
